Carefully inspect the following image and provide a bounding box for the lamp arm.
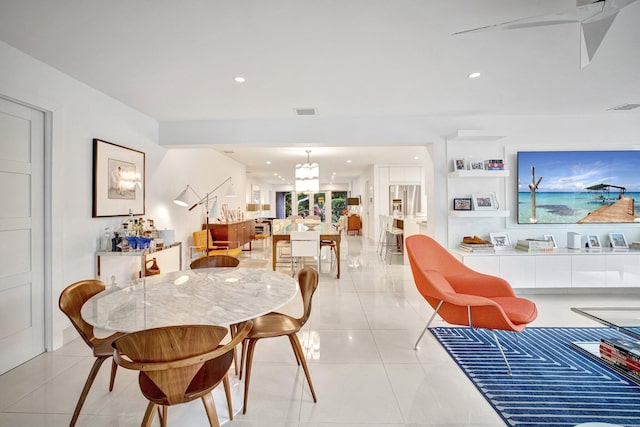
[188,177,232,211]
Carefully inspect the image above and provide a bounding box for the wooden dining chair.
[58,280,125,427]
[112,321,253,427]
[190,253,242,374]
[190,254,240,269]
[240,266,319,414]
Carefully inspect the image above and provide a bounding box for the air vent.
[609,104,640,111]
[294,107,317,116]
[223,150,234,154]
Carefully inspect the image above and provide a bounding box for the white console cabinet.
[456,248,640,289]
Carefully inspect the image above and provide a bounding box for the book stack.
[629,242,640,250]
[458,242,495,253]
[600,337,640,381]
[515,239,555,252]
[484,159,504,170]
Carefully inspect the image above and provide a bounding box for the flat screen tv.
[517,150,640,224]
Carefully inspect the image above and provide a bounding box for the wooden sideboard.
[204,220,255,250]
[347,215,362,235]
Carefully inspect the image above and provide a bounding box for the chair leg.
[201,392,221,427]
[223,374,233,421]
[159,406,167,427]
[108,359,118,391]
[239,340,247,380]
[414,300,444,350]
[289,333,317,402]
[229,324,239,375]
[288,334,301,366]
[69,356,108,427]
[141,402,158,427]
[490,330,512,376]
[242,338,259,414]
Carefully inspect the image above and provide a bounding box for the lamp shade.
[225,181,237,197]
[295,150,319,193]
[173,187,191,207]
[246,203,260,211]
[261,203,271,210]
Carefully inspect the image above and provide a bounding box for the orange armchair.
[405,235,537,374]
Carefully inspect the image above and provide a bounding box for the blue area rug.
[430,327,640,426]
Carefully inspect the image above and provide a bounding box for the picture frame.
[453,198,472,211]
[453,158,466,171]
[587,234,601,249]
[609,232,628,249]
[490,232,512,250]
[92,139,145,217]
[543,234,557,248]
[469,161,485,171]
[471,193,498,211]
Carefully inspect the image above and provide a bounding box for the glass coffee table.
[571,307,640,383]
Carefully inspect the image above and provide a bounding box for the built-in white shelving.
[448,170,510,178]
[449,210,510,218]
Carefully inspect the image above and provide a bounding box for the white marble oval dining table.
[81,267,299,332]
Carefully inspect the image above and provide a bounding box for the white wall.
[0,41,246,350]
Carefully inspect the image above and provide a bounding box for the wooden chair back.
[59,280,106,348]
[297,267,319,327]
[190,254,240,269]
[113,322,252,406]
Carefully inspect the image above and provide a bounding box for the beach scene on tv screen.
[518,150,640,224]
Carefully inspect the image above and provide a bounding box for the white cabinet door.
[572,254,606,287]
[460,255,500,276]
[536,255,572,288]
[606,254,640,287]
[499,256,535,288]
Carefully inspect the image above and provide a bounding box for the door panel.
[0,97,45,374]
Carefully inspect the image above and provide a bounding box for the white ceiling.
[1,0,639,184]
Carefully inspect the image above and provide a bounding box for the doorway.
[0,97,46,374]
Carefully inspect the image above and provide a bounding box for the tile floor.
[2,234,640,426]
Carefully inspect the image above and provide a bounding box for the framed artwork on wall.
[93,138,145,217]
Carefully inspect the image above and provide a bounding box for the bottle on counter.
[101,227,112,251]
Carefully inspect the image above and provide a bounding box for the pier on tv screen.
[517,150,640,224]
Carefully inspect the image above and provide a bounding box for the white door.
[0,97,45,374]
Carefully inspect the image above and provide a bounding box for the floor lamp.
[174,177,236,256]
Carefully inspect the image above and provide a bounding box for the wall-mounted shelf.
[449,210,510,218]
[449,170,510,178]
[447,130,505,142]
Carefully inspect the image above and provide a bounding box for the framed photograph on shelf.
[587,235,601,249]
[469,161,485,171]
[490,232,512,250]
[453,198,472,211]
[453,158,466,171]
[92,138,145,217]
[543,234,557,248]
[609,233,628,249]
[471,193,498,211]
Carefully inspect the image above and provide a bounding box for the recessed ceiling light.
[414,156,420,160]
[234,76,246,83]
[265,160,271,164]
[347,160,352,163]
[468,72,481,79]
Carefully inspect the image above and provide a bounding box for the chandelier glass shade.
[295,150,319,193]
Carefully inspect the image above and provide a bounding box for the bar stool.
[384,225,404,264]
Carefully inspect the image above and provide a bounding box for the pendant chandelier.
[295,150,319,193]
